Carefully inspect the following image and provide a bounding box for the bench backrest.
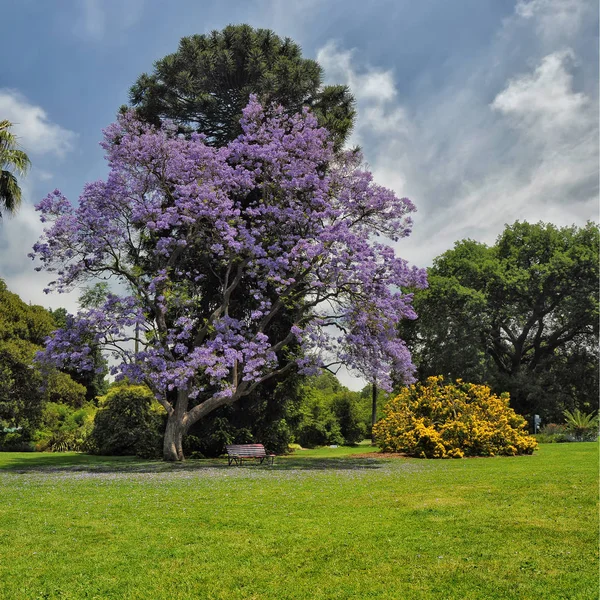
[225,444,267,457]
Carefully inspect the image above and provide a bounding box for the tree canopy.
[401,221,599,420]
[32,98,425,461]
[128,24,355,149]
[0,280,86,443]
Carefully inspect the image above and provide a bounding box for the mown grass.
[0,443,597,599]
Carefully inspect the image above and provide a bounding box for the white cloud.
[0,92,78,311]
[491,49,589,135]
[515,0,593,42]
[0,90,77,158]
[317,42,398,103]
[316,28,598,390]
[315,10,598,270]
[0,199,80,314]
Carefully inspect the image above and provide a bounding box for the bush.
[0,430,33,452]
[185,416,253,458]
[296,417,344,448]
[373,376,538,458]
[87,384,165,458]
[34,402,96,452]
[535,423,571,444]
[563,409,598,442]
[535,432,571,444]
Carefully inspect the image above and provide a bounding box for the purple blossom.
[32,97,426,422]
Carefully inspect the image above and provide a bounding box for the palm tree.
[0,120,31,218]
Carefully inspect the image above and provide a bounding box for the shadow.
[0,453,387,474]
[272,457,384,471]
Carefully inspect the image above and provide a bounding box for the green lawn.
[0,443,597,599]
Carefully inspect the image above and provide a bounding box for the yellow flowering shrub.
[373,376,538,458]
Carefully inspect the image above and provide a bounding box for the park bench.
[225,444,275,466]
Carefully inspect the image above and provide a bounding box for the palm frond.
[0,120,30,218]
[0,170,22,216]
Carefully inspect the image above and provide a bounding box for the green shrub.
[87,384,165,457]
[0,430,33,452]
[296,417,344,448]
[34,402,96,452]
[535,432,571,444]
[535,423,571,444]
[185,416,254,457]
[563,409,598,442]
[374,376,538,458]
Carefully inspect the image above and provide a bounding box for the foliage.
[292,372,369,447]
[42,370,87,408]
[0,444,597,599]
[87,384,165,458]
[128,24,355,150]
[186,371,302,456]
[0,119,31,218]
[0,280,58,440]
[331,392,367,444]
[34,402,95,452]
[32,99,425,460]
[563,408,598,442]
[401,221,599,421]
[0,280,90,450]
[534,422,570,443]
[186,371,369,455]
[374,376,538,458]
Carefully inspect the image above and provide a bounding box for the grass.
[0,443,597,599]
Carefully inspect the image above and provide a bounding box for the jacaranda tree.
[31,98,426,460]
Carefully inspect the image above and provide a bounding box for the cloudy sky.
[0,0,598,386]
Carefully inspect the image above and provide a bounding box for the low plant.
[373,376,538,458]
[563,409,598,442]
[535,423,571,444]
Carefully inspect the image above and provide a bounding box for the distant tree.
[0,280,85,445]
[128,24,355,150]
[401,222,599,421]
[0,120,30,218]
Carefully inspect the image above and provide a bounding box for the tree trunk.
[163,388,189,461]
[371,382,377,444]
[163,415,185,461]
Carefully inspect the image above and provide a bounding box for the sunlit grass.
[0,443,597,599]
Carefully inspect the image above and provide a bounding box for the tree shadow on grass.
[0,453,387,474]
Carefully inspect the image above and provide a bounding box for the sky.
[0,0,598,389]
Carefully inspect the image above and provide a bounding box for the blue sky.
[0,0,598,386]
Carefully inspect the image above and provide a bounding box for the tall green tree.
[128,24,355,149]
[401,222,599,421]
[0,280,85,445]
[0,120,30,218]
